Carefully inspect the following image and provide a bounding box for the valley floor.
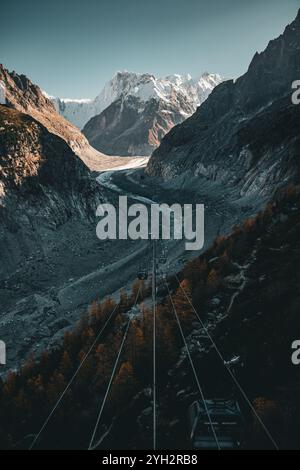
[0,158,263,375]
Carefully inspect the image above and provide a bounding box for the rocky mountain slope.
[82,71,221,156]
[0,104,109,366]
[51,71,221,129]
[82,92,194,157]
[0,65,106,169]
[163,185,300,450]
[146,9,300,196]
[49,71,221,156]
[0,104,103,275]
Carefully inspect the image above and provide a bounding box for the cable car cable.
[29,302,119,450]
[88,287,141,450]
[152,239,157,451]
[174,274,279,451]
[165,281,221,450]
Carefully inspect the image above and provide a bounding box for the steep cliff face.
[83,93,196,156]
[146,10,300,196]
[82,71,222,156]
[0,65,106,169]
[51,70,222,131]
[0,105,103,278]
[0,104,109,366]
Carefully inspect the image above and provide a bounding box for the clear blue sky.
[1,0,299,98]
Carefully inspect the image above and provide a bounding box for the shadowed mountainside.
[146,10,300,197]
[0,65,107,169]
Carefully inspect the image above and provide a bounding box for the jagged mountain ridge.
[146,9,300,196]
[0,105,103,271]
[0,65,107,169]
[82,71,222,156]
[0,104,109,365]
[82,91,196,157]
[48,71,221,156]
[50,71,222,130]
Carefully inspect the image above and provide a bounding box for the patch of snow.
[60,98,92,104]
[42,90,55,100]
[46,70,223,129]
[90,155,149,173]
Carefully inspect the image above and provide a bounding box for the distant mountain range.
[47,71,222,156]
[0,66,222,158]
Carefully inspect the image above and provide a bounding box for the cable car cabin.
[156,283,169,297]
[188,399,244,450]
[138,270,148,280]
[159,255,167,265]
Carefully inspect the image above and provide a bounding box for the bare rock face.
[0,65,106,168]
[0,105,103,272]
[0,105,108,366]
[146,9,300,196]
[0,104,104,295]
[82,71,222,156]
[83,93,195,156]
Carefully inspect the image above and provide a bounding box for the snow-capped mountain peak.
[80,71,223,156]
[47,70,223,129]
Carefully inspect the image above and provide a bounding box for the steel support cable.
[174,273,279,451]
[152,240,157,451]
[88,287,141,450]
[29,302,119,450]
[165,281,221,450]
